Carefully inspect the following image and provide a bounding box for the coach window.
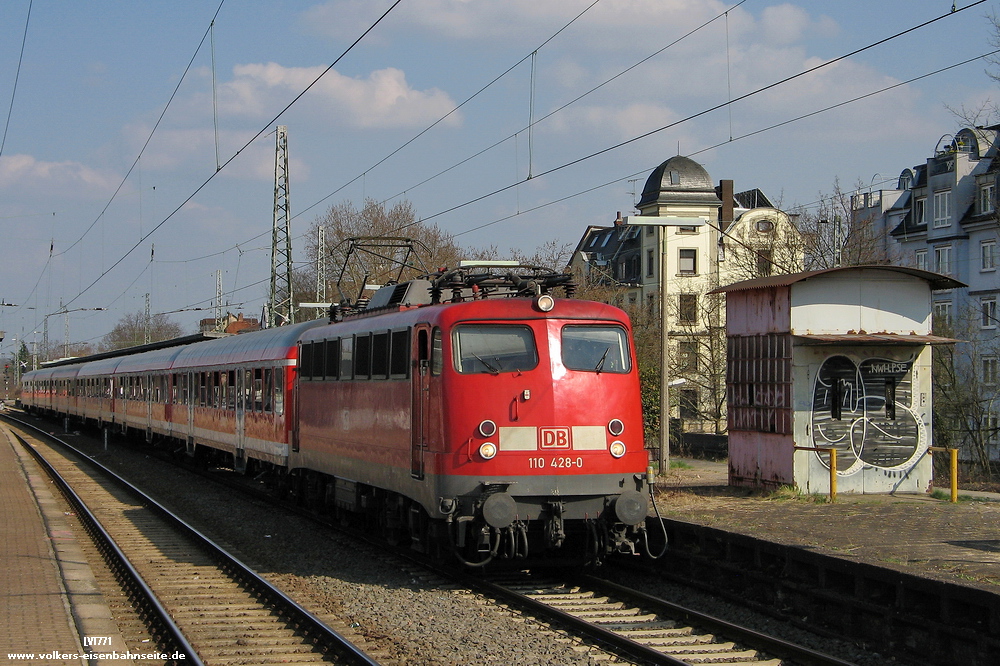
[561,325,631,373]
[243,368,253,410]
[253,368,263,412]
[453,325,538,374]
[263,368,273,412]
[274,367,284,415]
[226,370,236,410]
[431,328,443,375]
[325,339,340,380]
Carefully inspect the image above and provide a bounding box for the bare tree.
[794,179,891,269]
[301,199,466,306]
[99,312,184,351]
[933,303,1000,481]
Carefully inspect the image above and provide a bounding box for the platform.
[0,425,133,665]
[657,457,1000,588]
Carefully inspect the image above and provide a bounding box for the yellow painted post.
[829,448,837,503]
[950,448,958,503]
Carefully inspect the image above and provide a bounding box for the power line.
[0,0,31,159]
[60,0,404,311]
[398,1,987,233]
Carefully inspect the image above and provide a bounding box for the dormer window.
[755,219,774,233]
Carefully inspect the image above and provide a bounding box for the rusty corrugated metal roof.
[709,265,966,293]
[792,333,960,346]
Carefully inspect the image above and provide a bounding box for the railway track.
[466,570,858,666]
[9,411,861,665]
[6,418,379,666]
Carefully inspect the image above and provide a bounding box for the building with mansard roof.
[569,156,802,441]
[851,126,1000,462]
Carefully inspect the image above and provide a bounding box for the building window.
[678,340,698,372]
[983,356,999,386]
[914,197,926,225]
[678,248,698,275]
[646,249,655,277]
[982,297,997,329]
[756,249,773,277]
[678,293,698,324]
[981,182,996,214]
[914,249,928,271]
[679,389,699,420]
[933,300,953,327]
[935,245,952,275]
[933,190,951,228]
[756,218,774,233]
[982,240,997,271]
[986,413,1000,443]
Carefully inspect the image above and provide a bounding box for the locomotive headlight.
[608,419,624,436]
[535,294,555,312]
[479,442,498,460]
[478,419,497,438]
[609,440,627,458]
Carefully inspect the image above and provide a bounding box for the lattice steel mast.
[269,125,294,326]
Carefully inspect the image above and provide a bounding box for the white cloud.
[0,154,119,196]
[221,63,460,129]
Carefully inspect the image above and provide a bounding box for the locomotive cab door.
[411,325,432,480]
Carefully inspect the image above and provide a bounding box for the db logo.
[539,427,571,449]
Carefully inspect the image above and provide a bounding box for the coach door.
[411,325,432,480]
[235,368,247,457]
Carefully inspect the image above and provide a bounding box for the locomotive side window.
[390,328,410,378]
[431,328,443,375]
[453,325,538,374]
[371,331,389,379]
[355,334,371,379]
[300,342,314,380]
[315,341,327,380]
[340,337,353,379]
[561,325,631,374]
[325,339,340,380]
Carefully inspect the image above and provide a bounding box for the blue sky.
[1,0,998,352]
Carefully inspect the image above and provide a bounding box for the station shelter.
[711,266,963,494]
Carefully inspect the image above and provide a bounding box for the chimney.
[613,211,623,226]
[719,180,734,232]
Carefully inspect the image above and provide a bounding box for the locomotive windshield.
[453,325,538,374]
[561,325,631,373]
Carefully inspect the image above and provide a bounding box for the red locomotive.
[21,264,655,564]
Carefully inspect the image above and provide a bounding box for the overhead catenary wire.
[0,0,32,159]
[59,0,404,311]
[82,3,993,324]
[22,1,988,341]
[396,1,988,233]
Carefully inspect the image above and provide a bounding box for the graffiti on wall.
[810,354,926,475]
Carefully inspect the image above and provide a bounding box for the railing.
[793,446,837,502]
[926,446,959,503]
[793,445,960,503]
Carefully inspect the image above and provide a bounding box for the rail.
[4,414,381,666]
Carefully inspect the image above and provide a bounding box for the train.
[20,264,659,565]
